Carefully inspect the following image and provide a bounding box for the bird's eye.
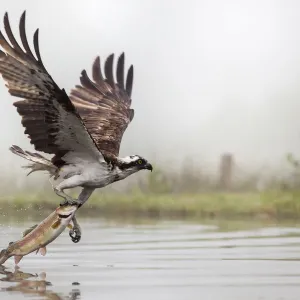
[138,159,143,164]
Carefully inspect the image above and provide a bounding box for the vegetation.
[1,189,300,221]
[1,155,300,221]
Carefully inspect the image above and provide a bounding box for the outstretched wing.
[0,11,103,167]
[70,53,134,162]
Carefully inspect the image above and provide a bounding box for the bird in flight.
[0,11,153,242]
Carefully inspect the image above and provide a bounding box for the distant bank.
[1,190,300,221]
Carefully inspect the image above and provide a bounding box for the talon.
[60,198,79,207]
[69,228,81,243]
[59,199,68,207]
[69,199,79,206]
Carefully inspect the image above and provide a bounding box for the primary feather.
[70,52,134,163]
[0,11,103,168]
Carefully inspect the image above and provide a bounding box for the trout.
[0,203,78,265]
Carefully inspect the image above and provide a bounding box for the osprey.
[0,11,153,242]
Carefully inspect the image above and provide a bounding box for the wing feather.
[19,12,36,60]
[126,65,133,99]
[4,13,24,54]
[0,11,103,167]
[92,56,103,83]
[70,52,134,160]
[104,54,115,88]
[116,52,124,88]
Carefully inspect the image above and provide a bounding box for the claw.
[59,198,79,207]
[69,228,81,243]
[59,199,68,207]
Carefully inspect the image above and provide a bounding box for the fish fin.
[67,224,73,230]
[39,247,47,256]
[23,224,38,237]
[14,255,23,265]
[51,220,61,229]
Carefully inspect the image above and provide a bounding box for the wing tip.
[3,12,11,30]
[81,69,87,76]
[105,53,115,68]
[126,65,134,97]
[91,55,103,83]
[116,52,125,87]
[107,53,114,60]
[104,53,115,86]
[34,27,39,36]
[3,12,9,29]
[20,10,26,24]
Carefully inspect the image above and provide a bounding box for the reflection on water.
[0,265,80,299]
[1,218,300,299]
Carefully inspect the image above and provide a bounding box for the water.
[1,218,300,300]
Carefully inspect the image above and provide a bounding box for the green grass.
[1,189,300,221]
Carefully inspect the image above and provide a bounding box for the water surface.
[1,218,300,299]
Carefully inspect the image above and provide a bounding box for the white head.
[117,155,153,178]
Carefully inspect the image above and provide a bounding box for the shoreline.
[0,190,300,221]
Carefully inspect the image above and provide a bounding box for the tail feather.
[9,145,58,177]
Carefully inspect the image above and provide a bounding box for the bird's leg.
[54,188,78,207]
[48,177,76,205]
[77,187,95,207]
[52,176,86,206]
[68,187,95,243]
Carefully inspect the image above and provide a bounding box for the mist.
[0,0,299,180]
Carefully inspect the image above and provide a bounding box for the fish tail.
[0,249,10,265]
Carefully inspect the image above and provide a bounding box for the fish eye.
[138,159,143,164]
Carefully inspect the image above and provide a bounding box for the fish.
[0,203,78,265]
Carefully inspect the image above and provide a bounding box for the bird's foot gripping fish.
[0,203,78,265]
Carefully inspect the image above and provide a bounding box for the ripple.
[1,220,300,300]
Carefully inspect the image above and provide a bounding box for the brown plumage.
[70,53,134,162]
[0,11,135,167]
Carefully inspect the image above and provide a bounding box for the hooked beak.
[144,163,153,172]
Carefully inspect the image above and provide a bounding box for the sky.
[0,0,300,179]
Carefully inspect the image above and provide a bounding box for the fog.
[0,0,300,179]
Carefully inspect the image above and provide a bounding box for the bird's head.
[118,155,153,174]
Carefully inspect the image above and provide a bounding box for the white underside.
[55,161,134,192]
[56,162,112,190]
[10,145,139,195]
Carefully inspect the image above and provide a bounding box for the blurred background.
[1,2,300,300]
[0,0,299,219]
